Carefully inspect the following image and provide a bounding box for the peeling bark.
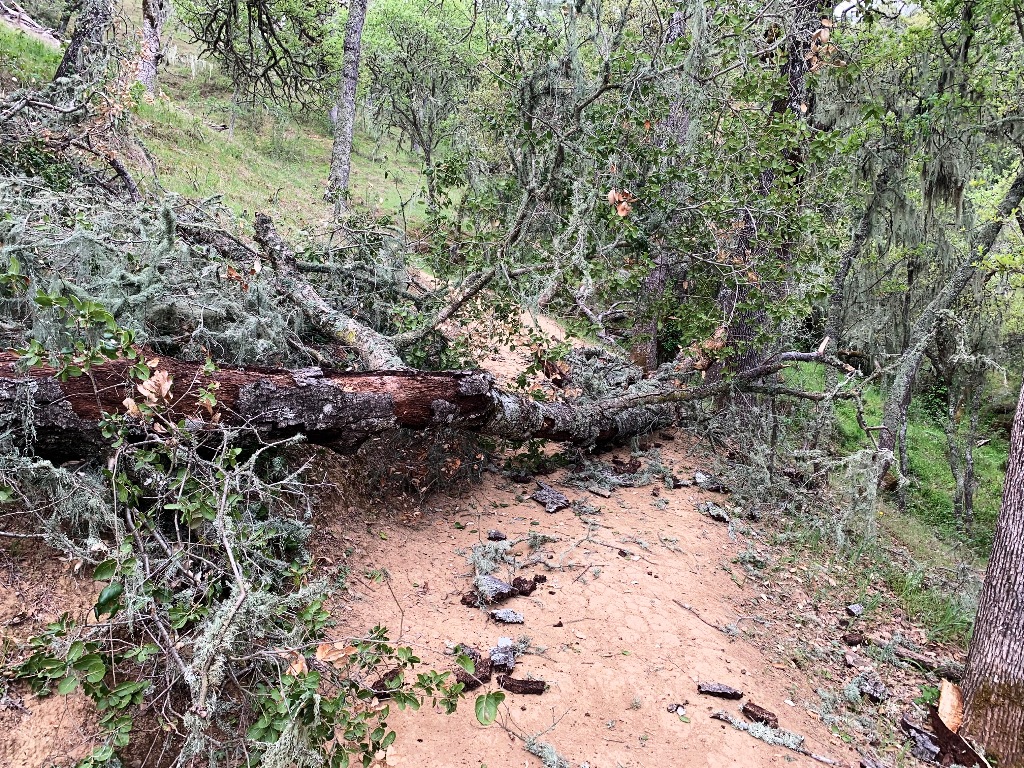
[0,347,829,462]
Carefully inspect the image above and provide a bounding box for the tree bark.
[0,353,698,461]
[137,0,169,94]
[326,0,369,216]
[962,375,1024,765]
[53,0,112,81]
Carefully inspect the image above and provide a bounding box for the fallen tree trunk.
[0,352,691,461]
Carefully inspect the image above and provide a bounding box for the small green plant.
[914,684,940,707]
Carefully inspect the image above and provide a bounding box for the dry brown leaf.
[138,369,173,405]
[283,650,308,676]
[146,357,161,369]
[616,201,633,217]
[938,679,965,733]
[315,642,357,668]
[122,397,142,418]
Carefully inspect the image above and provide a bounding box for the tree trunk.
[0,351,710,461]
[53,0,112,81]
[961,375,1024,765]
[0,346,825,464]
[326,0,369,216]
[137,0,169,94]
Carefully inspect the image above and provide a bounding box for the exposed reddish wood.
[0,351,493,459]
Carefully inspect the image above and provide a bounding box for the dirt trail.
[316,440,860,768]
[0,545,100,768]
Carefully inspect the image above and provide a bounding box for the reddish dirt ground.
[314,439,861,768]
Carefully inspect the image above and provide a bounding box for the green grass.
[0,22,62,87]
[832,382,1008,553]
[134,68,428,230]
[780,363,1008,646]
[0,23,427,230]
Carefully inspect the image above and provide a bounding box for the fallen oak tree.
[0,346,848,462]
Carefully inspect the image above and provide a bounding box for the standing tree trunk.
[326,0,369,216]
[137,0,170,94]
[53,0,113,81]
[961,375,1024,764]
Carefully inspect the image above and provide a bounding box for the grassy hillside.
[0,20,427,231]
[833,384,1009,553]
[0,23,61,84]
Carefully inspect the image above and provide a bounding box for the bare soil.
[314,438,861,768]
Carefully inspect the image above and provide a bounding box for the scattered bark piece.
[490,609,524,624]
[694,471,729,493]
[846,603,865,617]
[741,702,779,729]
[701,502,730,523]
[697,681,743,700]
[844,652,870,668]
[842,631,866,646]
[900,714,940,763]
[858,672,888,703]
[455,658,493,692]
[487,530,507,541]
[666,474,691,489]
[475,575,518,604]
[587,485,612,498]
[460,591,478,607]
[860,758,890,768]
[928,705,988,767]
[510,472,534,484]
[511,576,538,596]
[553,620,563,627]
[490,638,517,673]
[532,481,571,513]
[611,457,642,474]
[533,574,547,584]
[498,675,546,695]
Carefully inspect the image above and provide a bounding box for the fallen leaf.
[938,679,964,733]
[315,642,357,668]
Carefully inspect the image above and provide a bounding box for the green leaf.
[93,559,117,581]
[56,674,79,694]
[474,691,504,726]
[95,581,123,618]
[455,653,475,674]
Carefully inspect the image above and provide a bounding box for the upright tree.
[137,0,170,94]
[53,0,112,81]
[962,375,1024,765]
[327,0,369,215]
